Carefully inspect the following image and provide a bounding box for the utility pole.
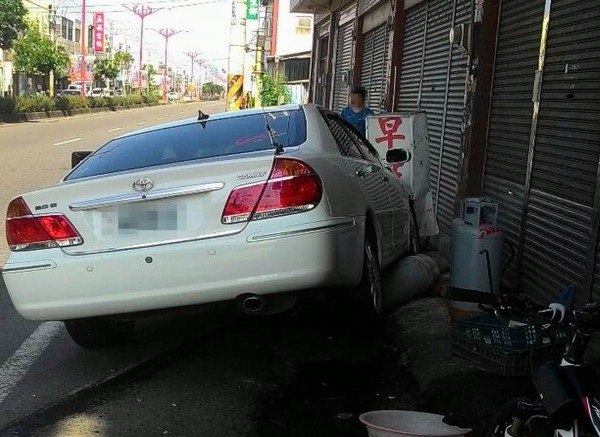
[123,4,163,95]
[48,4,56,96]
[80,0,87,97]
[226,0,247,111]
[152,28,186,101]
[194,58,205,97]
[184,51,200,97]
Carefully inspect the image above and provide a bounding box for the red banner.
[93,12,105,52]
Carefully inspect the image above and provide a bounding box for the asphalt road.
[1,295,417,437]
[0,101,227,429]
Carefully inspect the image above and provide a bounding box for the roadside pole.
[80,0,87,97]
[226,0,246,111]
[253,27,262,107]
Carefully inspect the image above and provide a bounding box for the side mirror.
[386,148,411,164]
[71,151,92,169]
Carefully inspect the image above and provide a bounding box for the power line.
[57,0,228,11]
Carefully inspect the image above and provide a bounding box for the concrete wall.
[275,0,314,57]
[0,51,13,95]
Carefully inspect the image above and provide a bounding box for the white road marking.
[137,121,147,125]
[0,322,62,404]
[108,127,123,132]
[52,137,82,146]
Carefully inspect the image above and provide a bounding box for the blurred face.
[349,93,364,108]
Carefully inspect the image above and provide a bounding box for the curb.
[0,103,163,123]
[387,298,533,435]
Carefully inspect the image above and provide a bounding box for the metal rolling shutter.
[395,0,472,235]
[432,0,472,234]
[483,0,545,286]
[360,23,389,112]
[484,0,600,302]
[332,21,354,113]
[395,2,427,113]
[419,0,454,227]
[522,0,600,302]
[361,30,376,105]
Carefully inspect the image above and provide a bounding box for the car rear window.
[66,109,307,180]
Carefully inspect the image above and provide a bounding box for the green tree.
[0,0,27,49]
[93,58,119,82]
[113,50,134,70]
[14,21,70,77]
[144,64,160,95]
[259,72,291,107]
[202,82,224,97]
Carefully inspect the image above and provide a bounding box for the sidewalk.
[386,297,534,435]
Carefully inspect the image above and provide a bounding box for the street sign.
[93,13,105,52]
[246,0,259,20]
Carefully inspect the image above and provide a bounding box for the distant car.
[66,84,92,96]
[91,88,112,97]
[167,91,180,101]
[58,89,83,96]
[182,93,193,102]
[2,104,414,348]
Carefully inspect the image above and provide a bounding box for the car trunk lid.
[20,155,274,255]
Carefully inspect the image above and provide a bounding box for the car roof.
[115,104,307,139]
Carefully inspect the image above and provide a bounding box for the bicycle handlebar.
[448,286,600,329]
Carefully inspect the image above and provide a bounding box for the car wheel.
[65,318,135,348]
[359,236,385,315]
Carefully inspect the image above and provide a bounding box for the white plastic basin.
[359,410,472,437]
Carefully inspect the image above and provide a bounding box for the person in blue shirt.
[340,87,373,136]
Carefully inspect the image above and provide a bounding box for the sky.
[55,0,232,75]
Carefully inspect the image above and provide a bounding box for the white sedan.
[2,104,413,347]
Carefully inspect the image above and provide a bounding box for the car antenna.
[261,109,284,155]
[197,109,210,129]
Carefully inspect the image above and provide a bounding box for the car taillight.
[222,158,322,224]
[6,197,83,251]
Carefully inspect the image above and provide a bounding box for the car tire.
[359,235,385,315]
[65,318,135,348]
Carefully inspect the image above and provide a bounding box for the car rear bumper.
[2,217,364,321]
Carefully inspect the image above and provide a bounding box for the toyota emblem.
[132,177,154,192]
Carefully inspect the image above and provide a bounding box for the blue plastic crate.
[451,332,564,377]
[451,313,569,352]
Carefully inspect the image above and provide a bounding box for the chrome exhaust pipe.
[241,295,265,313]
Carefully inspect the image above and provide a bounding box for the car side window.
[324,114,365,161]
[338,118,382,165]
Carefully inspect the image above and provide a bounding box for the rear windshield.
[66,109,307,180]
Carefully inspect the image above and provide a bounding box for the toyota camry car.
[2,104,413,348]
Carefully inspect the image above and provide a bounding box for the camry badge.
[132,177,154,192]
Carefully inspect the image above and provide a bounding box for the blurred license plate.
[117,202,180,232]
